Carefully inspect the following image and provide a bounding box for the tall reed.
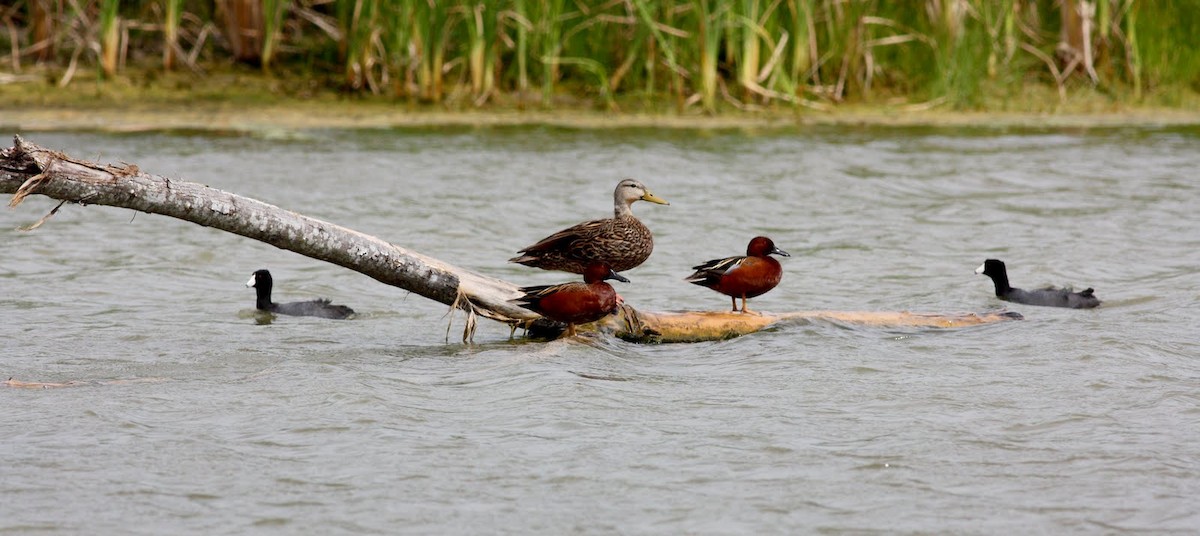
[339,0,384,90]
[532,0,566,105]
[162,0,182,69]
[509,0,531,93]
[1125,0,1141,99]
[629,0,683,101]
[414,0,453,102]
[465,0,501,101]
[30,0,59,63]
[692,0,723,111]
[217,0,263,64]
[783,0,814,95]
[382,0,417,97]
[98,0,120,76]
[734,0,761,98]
[261,0,290,72]
[1133,0,1199,101]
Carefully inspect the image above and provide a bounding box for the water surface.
[3,125,1199,533]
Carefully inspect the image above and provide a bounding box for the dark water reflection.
[3,125,1199,533]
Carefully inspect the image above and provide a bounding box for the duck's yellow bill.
[641,191,670,205]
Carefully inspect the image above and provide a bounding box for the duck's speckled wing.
[510,215,654,274]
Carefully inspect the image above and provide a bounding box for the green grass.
[1136,1,1200,93]
[3,0,1199,112]
[98,0,121,77]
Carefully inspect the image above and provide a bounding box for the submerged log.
[4,377,171,389]
[604,309,1022,343]
[2,135,1020,343]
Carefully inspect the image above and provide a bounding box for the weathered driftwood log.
[605,309,1023,343]
[2,135,1020,343]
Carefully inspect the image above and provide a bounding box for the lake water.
[3,125,1199,534]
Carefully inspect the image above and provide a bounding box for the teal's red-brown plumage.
[510,179,669,274]
[685,236,790,314]
[513,263,629,337]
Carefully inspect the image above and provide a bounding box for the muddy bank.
[3,72,1199,132]
[7,104,1200,133]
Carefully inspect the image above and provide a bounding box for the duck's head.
[583,262,631,284]
[614,178,669,208]
[747,236,790,258]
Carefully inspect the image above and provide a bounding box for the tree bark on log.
[2,135,1020,343]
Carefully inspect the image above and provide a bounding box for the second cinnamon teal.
[685,236,790,314]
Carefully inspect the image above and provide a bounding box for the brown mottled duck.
[510,179,669,274]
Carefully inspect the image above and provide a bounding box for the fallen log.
[604,309,1023,343]
[2,135,1020,343]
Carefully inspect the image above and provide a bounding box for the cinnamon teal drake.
[513,262,629,337]
[685,236,790,314]
[975,259,1100,309]
[510,179,669,274]
[246,269,355,319]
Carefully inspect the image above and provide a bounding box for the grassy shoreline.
[7,0,1199,129]
[4,68,1200,133]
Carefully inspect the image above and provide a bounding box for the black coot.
[975,259,1100,309]
[246,269,355,319]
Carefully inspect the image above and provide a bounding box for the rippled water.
[3,125,1199,534]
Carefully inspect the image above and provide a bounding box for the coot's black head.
[975,259,1012,296]
[247,269,275,310]
[974,259,1006,279]
[246,269,273,289]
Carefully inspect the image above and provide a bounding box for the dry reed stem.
[1021,41,1066,101]
[57,41,82,87]
[5,20,19,72]
[1078,0,1098,83]
[447,289,482,344]
[18,199,69,231]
